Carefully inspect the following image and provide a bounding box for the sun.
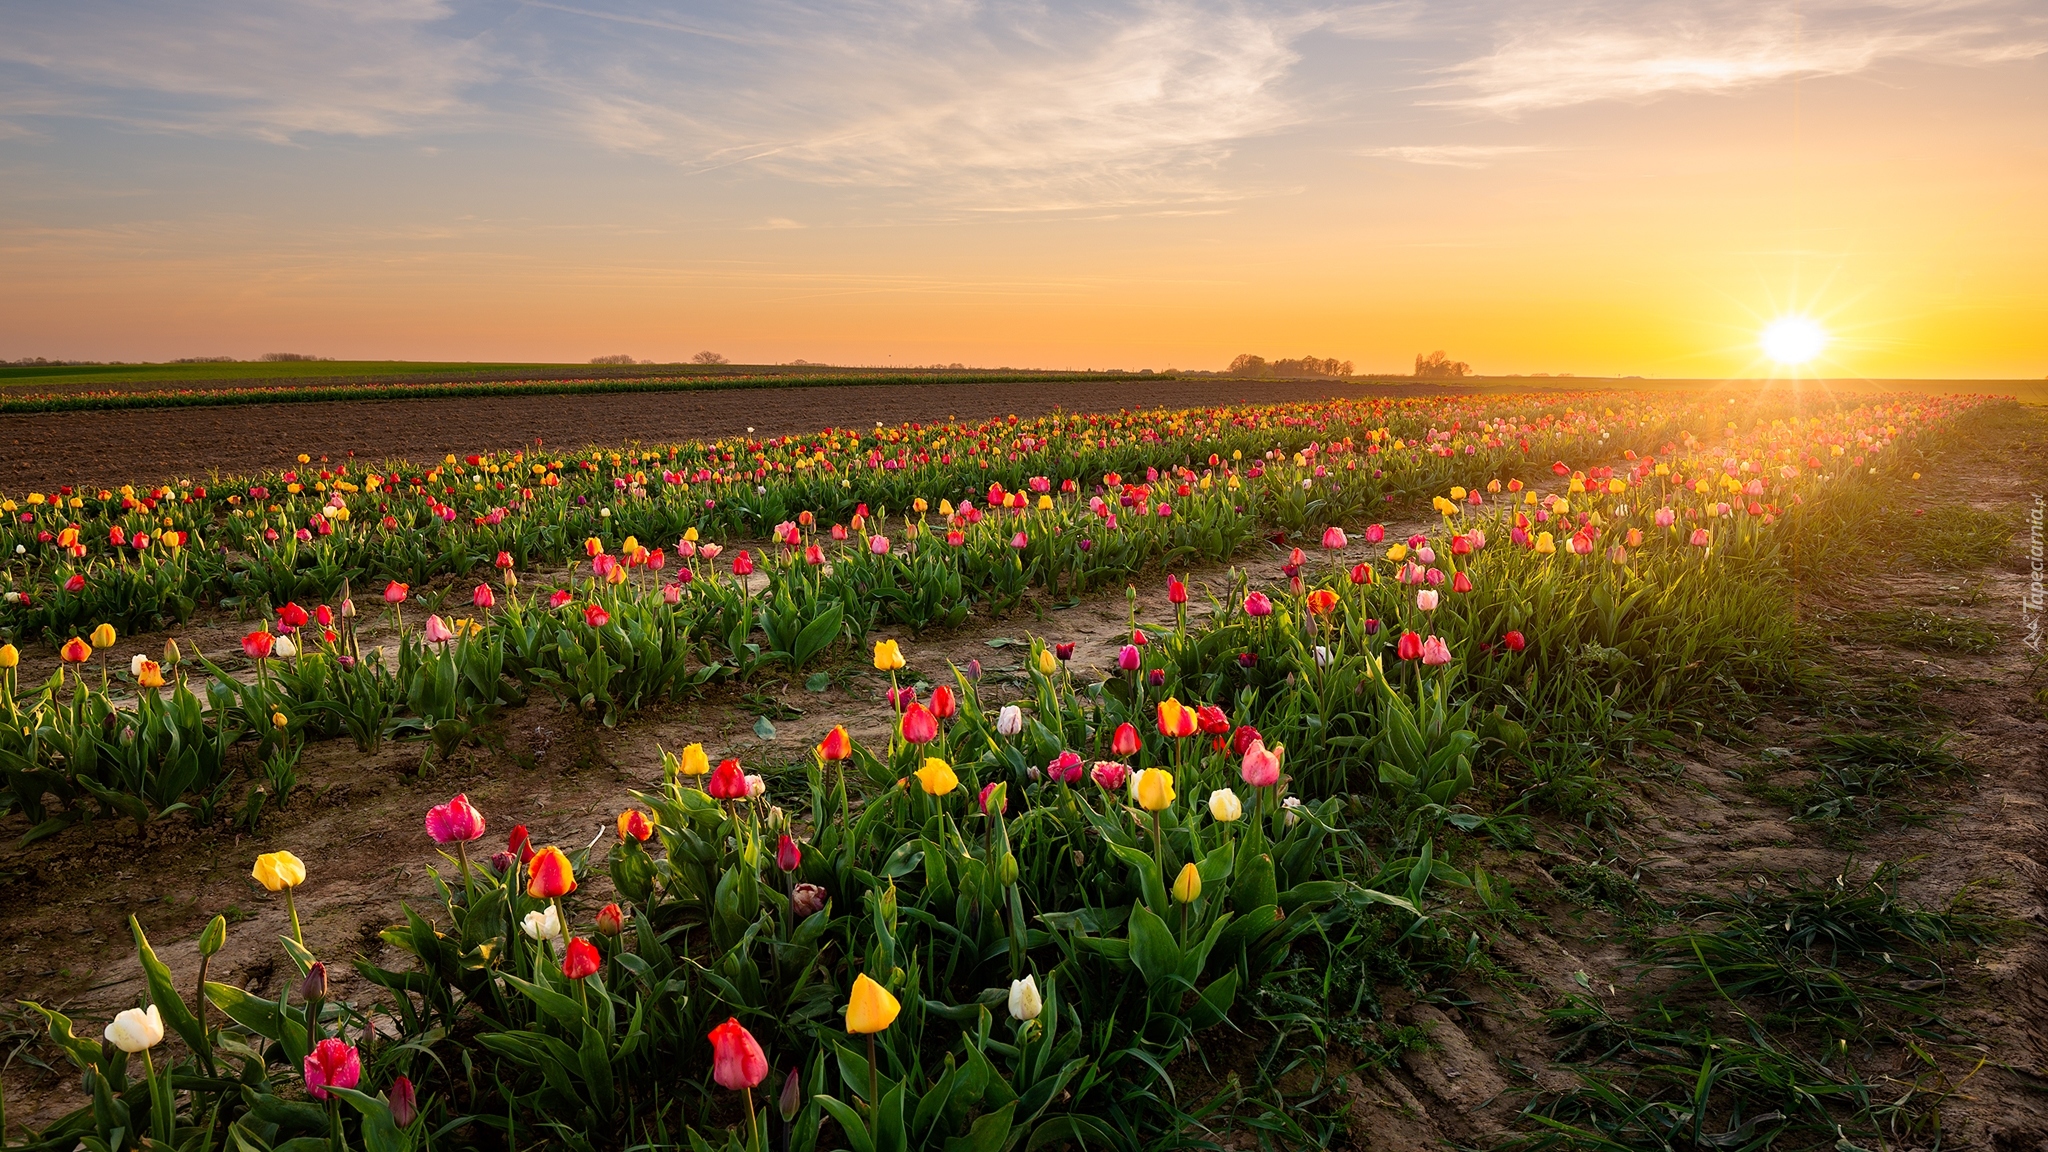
[1760,316,1828,365]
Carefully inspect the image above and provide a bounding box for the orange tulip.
[526,846,577,898]
[818,725,853,762]
[1305,589,1338,615]
[59,637,92,663]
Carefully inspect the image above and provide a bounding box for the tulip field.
[0,387,2042,1150]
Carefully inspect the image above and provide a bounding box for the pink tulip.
[1416,589,1439,611]
[425,793,486,843]
[869,535,890,555]
[1089,761,1129,790]
[473,585,495,610]
[384,581,408,604]
[1421,636,1452,666]
[1690,528,1712,546]
[1321,526,1347,549]
[1240,740,1280,787]
[423,615,456,644]
[1245,592,1273,617]
[303,1038,361,1101]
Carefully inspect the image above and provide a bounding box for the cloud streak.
[0,0,489,141]
[1436,0,2048,115]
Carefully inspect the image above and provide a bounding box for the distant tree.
[1232,353,1351,377]
[692,350,730,365]
[589,354,636,365]
[260,352,327,362]
[1414,351,1470,378]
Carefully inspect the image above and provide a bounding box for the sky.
[1,0,2043,377]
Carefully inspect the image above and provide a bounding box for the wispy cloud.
[529,1,1323,211]
[0,0,490,141]
[1359,143,1546,167]
[1437,0,2048,115]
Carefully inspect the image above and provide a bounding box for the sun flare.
[1760,316,1828,365]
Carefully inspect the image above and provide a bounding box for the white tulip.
[746,773,767,798]
[104,1005,164,1053]
[1208,788,1242,823]
[995,705,1024,737]
[272,635,298,658]
[1008,975,1042,1022]
[130,654,150,677]
[521,906,563,943]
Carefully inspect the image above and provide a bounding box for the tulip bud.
[300,961,329,1005]
[388,1075,418,1127]
[780,1067,804,1122]
[998,851,1019,886]
[199,914,228,957]
[1172,862,1202,904]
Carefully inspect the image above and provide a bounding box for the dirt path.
[0,378,1458,492]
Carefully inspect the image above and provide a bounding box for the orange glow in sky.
[1,2,2043,377]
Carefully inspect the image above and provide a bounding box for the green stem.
[866,1034,880,1128]
[284,886,304,949]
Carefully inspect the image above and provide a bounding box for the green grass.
[0,359,604,388]
[1850,607,2000,654]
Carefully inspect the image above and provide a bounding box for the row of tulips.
[0,387,1992,840]
[0,389,1985,642]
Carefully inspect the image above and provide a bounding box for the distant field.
[0,359,1008,393]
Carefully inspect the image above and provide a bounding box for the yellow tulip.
[251,850,306,892]
[1385,543,1408,562]
[1036,648,1058,675]
[678,743,711,776]
[1534,532,1557,555]
[915,757,958,796]
[1134,768,1176,812]
[846,973,901,1034]
[0,644,17,669]
[873,639,905,671]
[1173,862,1202,904]
[90,623,117,649]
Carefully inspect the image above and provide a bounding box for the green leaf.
[806,671,833,692]
[128,917,208,1061]
[943,1101,1017,1152]
[1125,903,1181,987]
[754,715,778,740]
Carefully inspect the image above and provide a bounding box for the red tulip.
[1167,575,1188,604]
[63,573,86,593]
[1397,631,1423,661]
[384,581,408,604]
[707,758,749,799]
[278,602,310,629]
[562,937,601,979]
[507,824,535,864]
[1196,704,1230,735]
[732,550,754,576]
[595,903,626,937]
[1230,724,1261,757]
[549,589,574,609]
[1503,630,1527,652]
[929,685,957,719]
[242,631,276,660]
[777,833,802,872]
[473,585,496,609]
[900,702,939,744]
[496,551,515,569]
[1451,571,1473,593]
[707,1017,770,1090]
[584,603,610,628]
[425,793,486,843]
[1111,722,1141,757]
[617,808,654,841]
